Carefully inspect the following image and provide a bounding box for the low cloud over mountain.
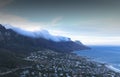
[3,24,71,42]
[0,24,89,53]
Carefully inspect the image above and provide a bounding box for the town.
[19,50,120,77]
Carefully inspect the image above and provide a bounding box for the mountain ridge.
[0,24,89,53]
[3,24,71,42]
[0,24,89,73]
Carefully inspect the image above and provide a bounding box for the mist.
[3,24,71,42]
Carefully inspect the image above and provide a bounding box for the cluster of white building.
[20,50,120,77]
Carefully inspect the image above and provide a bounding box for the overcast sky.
[0,0,120,45]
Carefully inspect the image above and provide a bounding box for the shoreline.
[73,51,120,73]
[106,64,120,73]
[1,50,120,77]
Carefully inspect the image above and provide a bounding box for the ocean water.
[74,46,120,72]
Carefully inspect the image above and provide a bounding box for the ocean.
[74,46,120,72]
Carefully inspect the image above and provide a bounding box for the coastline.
[106,65,120,73]
[73,51,120,74]
[1,50,120,77]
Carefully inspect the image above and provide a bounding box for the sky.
[0,0,120,45]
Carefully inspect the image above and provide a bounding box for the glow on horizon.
[49,30,120,46]
[70,36,120,46]
[4,24,120,46]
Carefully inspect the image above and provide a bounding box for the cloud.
[75,16,120,35]
[0,12,70,42]
[3,24,71,42]
[0,0,14,9]
[0,12,64,32]
[0,12,48,31]
[50,16,63,26]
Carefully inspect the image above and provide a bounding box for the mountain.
[0,24,89,52]
[4,24,71,42]
[0,24,89,69]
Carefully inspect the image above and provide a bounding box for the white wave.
[106,64,120,73]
